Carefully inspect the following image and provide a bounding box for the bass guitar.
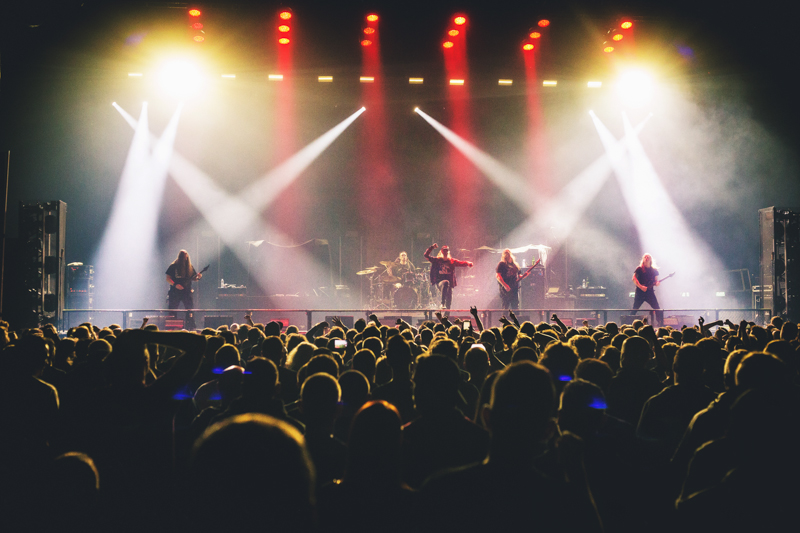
[170,264,210,293]
[637,271,675,292]
[499,258,541,293]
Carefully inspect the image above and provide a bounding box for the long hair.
[397,251,409,265]
[172,250,193,279]
[501,249,520,270]
[639,253,658,270]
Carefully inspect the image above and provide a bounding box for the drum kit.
[356,261,436,309]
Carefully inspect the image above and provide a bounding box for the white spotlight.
[157,59,206,98]
[616,69,655,108]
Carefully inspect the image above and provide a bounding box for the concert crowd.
[1,309,798,532]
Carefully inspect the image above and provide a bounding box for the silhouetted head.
[352,349,377,383]
[338,370,370,413]
[673,344,706,385]
[575,358,614,395]
[486,361,556,454]
[558,379,607,440]
[190,413,315,532]
[385,335,412,374]
[242,357,279,401]
[345,400,403,489]
[301,373,341,428]
[620,336,651,369]
[413,355,461,414]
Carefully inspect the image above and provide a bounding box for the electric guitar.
[637,271,675,292]
[499,258,541,293]
[170,264,210,293]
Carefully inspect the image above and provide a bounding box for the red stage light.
[364,27,375,34]
[189,9,201,17]
[530,31,541,39]
[279,37,290,44]
[454,16,466,26]
[443,41,454,48]
[279,11,292,20]
[192,22,203,29]
[523,43,534,51]
[612,34,623,41]
[193,35,205,42]
[538,19,550,27]
[448,29,459,36]
[278,25,290,32]
[361,39,373,46]
[367,14,379,22]
[603,46,614,53]
[621,21,633,29]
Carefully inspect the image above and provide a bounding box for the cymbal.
[378,274,400,283]
[475,246,495,251]
[380,261,396,267]
[356,268,378,275]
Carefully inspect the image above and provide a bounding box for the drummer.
[389,251,416,279]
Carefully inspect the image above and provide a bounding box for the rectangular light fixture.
[716,292,726,297]
[498,79,513,86]
[409,77,424,84]
[221,74,236,79]
[360,76,374,83]
[449,79,465,86]
[318,76,333,82]
[542,80,557,86]
[587,81,602,88]
[268,74,284,81]
[128,73,143,77]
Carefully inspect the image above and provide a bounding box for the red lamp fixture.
[538,19,550,27]
[277,8,293,45]
[188,8,205,43]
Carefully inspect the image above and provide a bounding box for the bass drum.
[393,285,418,309]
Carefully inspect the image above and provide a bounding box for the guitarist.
[632,253,663,326]
[496,249,539,310]
[166,250,203,325]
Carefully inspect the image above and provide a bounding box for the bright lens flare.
[278,25,290,32]
[617,70,655,108]
[621,21,633,29]
[278,37,290,44]
[454,16,466,25]
[612,34,623,41]
[523,43,534,51]
[189,9,201,17]
[604,46,614,53]
[279,11,292,20]
[367,14,379,22]
[157,59,205,97]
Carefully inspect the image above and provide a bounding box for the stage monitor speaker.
[663,315,696,329]
[204,315,233,329]
[165,318,185,330]
[326,315,353,328]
